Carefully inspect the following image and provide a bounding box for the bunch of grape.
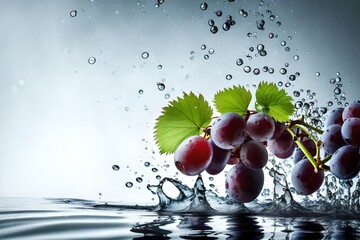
[322,102,360,179]
[174,111,283,203]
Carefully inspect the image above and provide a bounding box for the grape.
[225,162,264,203]
[240,140,268,169]
[325,107,344,127]
[174,136,213,176]
[246,113,275,142]
[271,121,286,140]
[292,138,316,164]
[227,157,240,165]
[321,124,346,154]
[206,139,231,175]
[329,145,360,179]
[341,118,360,147]
[342,101,360,121]
[291,158,324,195]
[210,112,246,149]
[267,130,295,159]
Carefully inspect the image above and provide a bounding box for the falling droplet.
[112,165,120,171]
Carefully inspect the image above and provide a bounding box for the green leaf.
[213,85,252,116]
[154,92,213,154]
[255,81,294,122]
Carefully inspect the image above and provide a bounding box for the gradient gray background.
[0,0,359,204]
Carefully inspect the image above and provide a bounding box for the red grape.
[206,139,231,175]
[225,162,264,203]
[240,140,268,169]
[174,136,213,176]
[291,158,324,195]
[246,113,275,142]
[267,130,295,159]
[210,112,246,149]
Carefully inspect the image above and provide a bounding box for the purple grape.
[211,112,246,149]
[325,107,344,127]
[174,136,213,176]
[206,139,231,175]
[291,158,324,195]
[341,118,360,147]
[225,162,264,203]
[342,101,360,121]
[329,145,360,179]
[271,121,286,140]
[267,130,295,159]
[240,140,268,169]
[321,124,346,154]
[246,113,275,142]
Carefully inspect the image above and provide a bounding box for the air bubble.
[328,101,333,106]
[293,91,300,97]
[112,165,120,171]
[88,57,96,65]
[279,68,287,75]
[295,72,300,77]
[157,82,165,91]
[125,182,133,188]
[200,2,208,10]
[262,66,268,72]
[152,168,158,173]
[334,87,341,95]
[236,58,243,66]
[285,82,291,87]
[70,10,77,17]
[249,47,254,52]
[239,9,248,18]
[157,64,162,70]
[276,21,281,26]
[141,52,149,59]
[257,19,265,30]
[210,26,218,34]
[243,66,251,73]
[253,68,260,75]
[278,81,283,86]
[226,74,232,80]
[259,50,267,56]
[156,175,161,180]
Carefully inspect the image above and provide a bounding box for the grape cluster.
[174,111,283,203]
[173,101,360,203]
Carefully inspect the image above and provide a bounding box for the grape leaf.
[255,81,294,122]
[154,92,213,154]
[213,85,252,116]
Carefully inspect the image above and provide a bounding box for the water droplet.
[243,66,251,73]
[295,101,303,109]
[289,75,296,81]
[249,47,254,52]
[141,52,149,59]
[215,10,222,17]
[158,0,164,4]
[285,82,291,87]
[208,48,215,54]
[328,101,333,106]
[157,82,165,91]
[259,50,267,56]
[293,91,300,97]
[293,55,299,61]
[70,10,77,17]
[152,167,158,173]
[285,47,290,52]
[125,107,129,111]
[253,68,260,75]
[204,54,209,60]
[144,162,150,167]
[279,68,287,75]
[239,9,248,18]
[315,72,320,77]
[222,22,230,31]
[335,77,341,83]
[157,64,163,70]
[226,74,232,80]
[262,66,268,72]
[257,20,265,30]
[334,87,341,95]
[269,33,274,39]
[295,72,300,77]
[276,21,281,26]
[330,78,336,84]
[269,15,275,21]
[136,177,143,183]
[257,44,265,51]
[164,93,170,99]
[88,57,96,65]
[278,81,283,87]
[201,44,206,50]
[210,26,218,34]
[125,182,133,188]
[268,68,274,74]
[208,19,215,26]
[112,165,120,171]
[200,2,208,10]
[236,58,243,66]
[138,89,144,95]
[156,175,161,180]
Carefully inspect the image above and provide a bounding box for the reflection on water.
[1,198,360,240]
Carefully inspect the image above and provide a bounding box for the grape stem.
[290,116,324,135]
[286,127,319,172]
